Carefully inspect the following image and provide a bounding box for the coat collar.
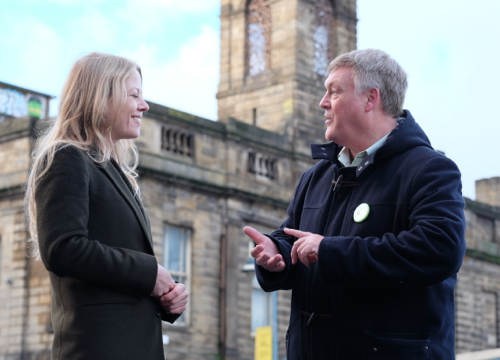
[99,160,154,253]
[309,110,433,177]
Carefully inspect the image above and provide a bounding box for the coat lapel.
[99,160,154,253]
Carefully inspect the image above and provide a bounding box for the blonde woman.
[25,52,188,360]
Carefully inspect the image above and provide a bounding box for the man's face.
[319,67,367,147]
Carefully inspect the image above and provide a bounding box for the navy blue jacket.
[256,110,466,360]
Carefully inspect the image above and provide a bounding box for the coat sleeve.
[254,170,313,291]
[36,146,158,298]
[317,155,466,289]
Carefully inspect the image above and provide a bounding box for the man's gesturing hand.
[286,228,324,267]
[243,226,285,272]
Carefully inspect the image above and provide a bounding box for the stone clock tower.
[217,0,357,154]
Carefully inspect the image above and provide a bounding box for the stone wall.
[476,177,500,209]
[218,0,357,152]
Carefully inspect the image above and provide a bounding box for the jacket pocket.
[366,333,430,360]
[81,299,137,309]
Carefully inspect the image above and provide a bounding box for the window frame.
[162,224,192,326]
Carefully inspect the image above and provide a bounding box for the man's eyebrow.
[325,79,341,89]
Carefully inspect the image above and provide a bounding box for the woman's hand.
[159,283,189,314]
[151,264,175,297]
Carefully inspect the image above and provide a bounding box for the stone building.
[1,0,499,359]
[457,177,500,354]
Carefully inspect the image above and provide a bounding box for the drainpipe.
[219,199,228,360]
[272,291,278,360]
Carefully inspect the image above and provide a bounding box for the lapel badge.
[353,203,370,223]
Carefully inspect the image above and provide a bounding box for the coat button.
[156,310,161,318]
[373,347,377,352]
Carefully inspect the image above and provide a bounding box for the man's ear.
[365,87,380,112]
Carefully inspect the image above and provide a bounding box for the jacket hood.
[310,110,434,167]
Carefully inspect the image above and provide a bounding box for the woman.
[25,52,188,360]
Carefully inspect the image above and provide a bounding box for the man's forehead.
[324,67,352,88]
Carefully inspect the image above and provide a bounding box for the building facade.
[457,177,500,353]
[1,0,500,359]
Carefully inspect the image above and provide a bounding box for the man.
[244,49,466,359]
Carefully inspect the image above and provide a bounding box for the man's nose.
[319,95,328,109]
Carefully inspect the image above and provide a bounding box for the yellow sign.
[283,99,293,115]
[255,326,272,360]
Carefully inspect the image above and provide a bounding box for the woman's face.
[104,70,149,143]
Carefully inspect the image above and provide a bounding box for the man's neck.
[350,116,397,158]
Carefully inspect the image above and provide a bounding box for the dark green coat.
[36,145,178,360]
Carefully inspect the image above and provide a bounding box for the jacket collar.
[100,160,154,252]
[310,141,342,163]
[309,110,433,177]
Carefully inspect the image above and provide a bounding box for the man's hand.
[286,228,324,267]
[159,283,189,314]
[243,226,285,272]
[151,264,176,297]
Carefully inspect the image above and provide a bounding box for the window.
[163,225,191,325]
[251,275,272,333]
[248,151,278,181]
[476,215,496,243]
[161,127,194,158]
[314,0,336,76]
[246,240,273,333]
[246,0,271,76]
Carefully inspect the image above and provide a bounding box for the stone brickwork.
[0,195,52,360]
[218,0,357,155]
[476,177,500,209]
[456,255,500,352]
[135,102,308,359]
[456,179,500,354]
[0,114,52,360]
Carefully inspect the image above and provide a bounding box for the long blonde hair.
[25,52,143,259]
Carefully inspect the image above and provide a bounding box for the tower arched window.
[314,0,336,76]
[246,0,271,76]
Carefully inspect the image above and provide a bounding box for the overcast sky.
[1,0,498,199]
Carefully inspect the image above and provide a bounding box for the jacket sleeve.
[255,171,313,291]
[317,155,466,289]
[36,146,158,298]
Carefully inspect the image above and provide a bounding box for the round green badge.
[353,203,370,223]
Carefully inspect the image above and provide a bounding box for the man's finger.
[250,244,264,258]
[243,226,268,245]
[269,261,286,272]
[291,243,299,265]
[284,227,309,238]
[265,254,283,268]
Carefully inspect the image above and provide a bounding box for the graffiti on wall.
[0,87,47,119]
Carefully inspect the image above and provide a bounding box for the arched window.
[314,0,336,76]
[246,0,271,76]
